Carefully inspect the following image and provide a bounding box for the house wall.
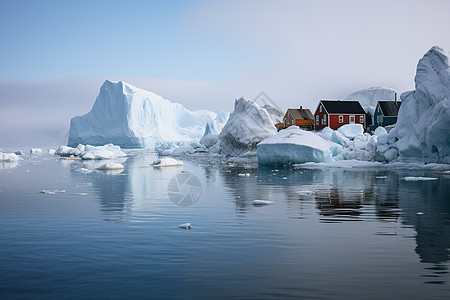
[284,111,295,127]
[372,105,398,130]
[295,119,314,128]
[329,114,365,130]
[314,103,328,130]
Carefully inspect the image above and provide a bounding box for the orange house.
[283,106,314,130]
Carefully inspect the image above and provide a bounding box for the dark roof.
[286,108,314,120]
[320,100,366,114]
[379,101,402,117]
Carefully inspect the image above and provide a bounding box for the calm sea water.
[1,151,450,299]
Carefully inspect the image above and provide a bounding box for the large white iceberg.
[389,46,450,163]
[345,86,398,117]
[211,97,277,156]
[257,126,332,165]
[68,80,222,149]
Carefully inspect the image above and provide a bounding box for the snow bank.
[152,158,183,167]
[0,152,22,162]
[211,97,277,156]
[389,46,450,163]
[257,126,332,165]
[68,80,224,149]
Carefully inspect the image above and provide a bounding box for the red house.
[283,106,314,130]
[314,100,366,130]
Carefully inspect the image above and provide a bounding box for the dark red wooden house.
[314,100,366,130]
[283,106,314,130]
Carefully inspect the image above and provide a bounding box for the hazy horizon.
[1,0,450,147]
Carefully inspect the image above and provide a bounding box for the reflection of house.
[283,106,314,130]
[314,100,366,130]
[372,100,402,129]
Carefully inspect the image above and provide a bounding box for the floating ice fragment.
[30,148,42,155]
[376,176,387,179]
[403,177,438,181]
[238,173,250,177]
[178,223,192,230]
[417,212,424,215]
[40,189,65,194]
[0,152,21,162]
[252,200,274,206]
[152,158,183,167]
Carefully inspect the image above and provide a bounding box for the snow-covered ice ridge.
[68,80,228,149]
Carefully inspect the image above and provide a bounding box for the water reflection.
[69,159,129,222]
[67,153,450,278]
[398,177,450,283]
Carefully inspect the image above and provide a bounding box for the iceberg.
[263,104,284,124]
[389,46,450,163]
[68,80,222,149]
[0,152,22,162]
[257,126,332,165]
[55,144,126,160]
[346,87,398,117]
[211,97,277,156]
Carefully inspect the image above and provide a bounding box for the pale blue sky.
[1,0,450,146]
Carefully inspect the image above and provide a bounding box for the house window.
[339,115,343,123]
[319,106,322,113]
[316,115,319,125]
[350,115,355,123]
[323,114,327,125]
[360,116,364,123]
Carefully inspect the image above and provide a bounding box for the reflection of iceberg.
[1,161,20,170]
[69,160,129,222]
[398,177,450,265]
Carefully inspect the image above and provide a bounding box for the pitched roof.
[286,108,314,120]
[379,101,402,117]
[320,100,366,114]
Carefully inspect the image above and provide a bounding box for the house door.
[349,115,355,124]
